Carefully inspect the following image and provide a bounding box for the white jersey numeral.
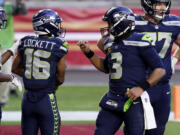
[24,48,51,80]
[143,32,172,58]
[111,52,123,79]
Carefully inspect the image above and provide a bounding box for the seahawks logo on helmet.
[32,9,65,37]
[101,6,135,41]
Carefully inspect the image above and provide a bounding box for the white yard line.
[1,111,180,122]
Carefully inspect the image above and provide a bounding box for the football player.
[131,0,180,134]
[12,9,68,135]
[77,6,165,135]
[98,0,180,134]
[0,7,22,122]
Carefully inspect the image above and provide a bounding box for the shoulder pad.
[162,15,180,26]
[123,40,150,47]
[168,14,180,21]
[135,20,148,26]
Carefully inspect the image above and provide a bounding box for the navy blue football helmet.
[32,9,65,37]
[0,7,7,29]
[100,7,135,41]
[141,0,171,20]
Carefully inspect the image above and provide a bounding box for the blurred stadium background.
[1,0,180,135]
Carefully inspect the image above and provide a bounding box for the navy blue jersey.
[104,32,163,95]
[18,36,68,92]
[135,14,180,83]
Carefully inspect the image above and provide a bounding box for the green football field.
[2,86,180,135]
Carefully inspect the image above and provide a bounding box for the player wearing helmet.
[77,6,165,135]
[97,1,180,134]
[132,0,180,134]
[11,9,68,135]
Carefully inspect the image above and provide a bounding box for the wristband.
[85,50,94,59]
[139,81,150,91]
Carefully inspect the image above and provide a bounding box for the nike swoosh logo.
[133,102,140,104]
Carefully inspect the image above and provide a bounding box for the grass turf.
[1,86,180,135]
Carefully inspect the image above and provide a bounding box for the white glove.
[171,56,178,74]
[8,39,21,55]
[11,74,22,92]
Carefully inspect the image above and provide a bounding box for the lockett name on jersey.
[23,39,56,50]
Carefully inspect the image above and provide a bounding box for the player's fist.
[11,74,22,92]
[77,40,90,53]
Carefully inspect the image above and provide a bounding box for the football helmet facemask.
[100,7,135,41]
[141,0,171,21]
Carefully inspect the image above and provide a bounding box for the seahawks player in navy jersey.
[97,1,180,135]
[12,9,68,135]
[134,0,180,135]
[77,7,165,135]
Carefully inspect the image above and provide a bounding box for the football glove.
[171,56,178,74]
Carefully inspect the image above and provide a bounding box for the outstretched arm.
[77,40,108,73]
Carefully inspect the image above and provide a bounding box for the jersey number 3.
[24,48,51,80]
[111,52,123,79]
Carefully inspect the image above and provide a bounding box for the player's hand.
[77,40,90,53]
[11,74,22,92]
[125,87,144,100]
